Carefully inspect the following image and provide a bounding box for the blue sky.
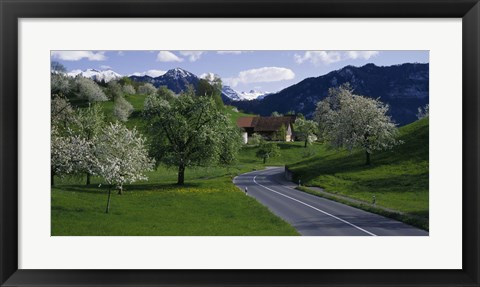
[51,50,429,93]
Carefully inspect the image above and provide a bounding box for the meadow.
[52,92,429,235]
[288,118,429,229]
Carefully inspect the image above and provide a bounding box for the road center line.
[253,174,377,236]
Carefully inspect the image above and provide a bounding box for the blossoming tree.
[95,122,154,213]
[315,84,401,165]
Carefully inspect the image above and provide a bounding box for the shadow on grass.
[53,182,202,194]
[406,210,429,219]
[352,173,429,191]
[291,148,428,183]
[51,205,86,212]
[277,143,305,150]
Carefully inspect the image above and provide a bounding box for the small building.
[236,116,296,143]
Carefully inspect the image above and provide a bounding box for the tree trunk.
[86,173,91,185]
[263,157,266,164]
[365,150,371,165]
[117,186,123,195]
[105,186,112,214]
[304,139,308,148]
[177,164,185,185]
[51,171,54,186]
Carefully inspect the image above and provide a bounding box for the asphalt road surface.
[233,167,428,236]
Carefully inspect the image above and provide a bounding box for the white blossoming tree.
[122,84,136,95]
[417,104,429,119]
[95,122,154,213]
[315,84,401,165]
[113,95,134,122]
[51,74,72,96]
[75,77,108,102]
[294,118,319,147]
[51,126,97,186]
[138,83,157,95]
[51,94,76,130]
[75,103,105,184]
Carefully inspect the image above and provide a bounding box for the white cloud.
[345,51,379,60]
[294,51,342,65]
[156,51,183,62]
[51,51,107,61]
[179,51,204,62]
[100,65,112,70]
[294,51,379,65]
[217,51,243,55]
[117,51,125,56]
[130,69,167,78]
[199,72,222,82]
[224,67,295,87]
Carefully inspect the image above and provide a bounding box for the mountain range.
[67,69,122,82]
[68,67,271,101]
[68,63,429,126]
[129,68,200,94]
[228,63,429,126]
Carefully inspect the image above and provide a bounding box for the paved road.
[233,167,428,236]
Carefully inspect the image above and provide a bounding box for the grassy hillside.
[288,118,429,222]
[224,105,257,123]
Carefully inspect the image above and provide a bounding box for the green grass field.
[288,118,429,222]
[53,94,428,235]
[52,166,299,236]
[51,140,316,236]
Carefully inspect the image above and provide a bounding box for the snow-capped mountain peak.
[164,68,195,79]
[221,85,243,101]
[221,85,271,101]
[67,68,122,82]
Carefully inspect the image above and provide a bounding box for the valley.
[51,56,429,236]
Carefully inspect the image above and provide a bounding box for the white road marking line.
[253,174,377,236]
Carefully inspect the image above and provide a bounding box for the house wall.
[286,124,293,142]
[241,132,248,144]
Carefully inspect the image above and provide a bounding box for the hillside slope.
[288,118,429,220]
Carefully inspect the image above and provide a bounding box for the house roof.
[236,116,258,128]
[236,116,296,132]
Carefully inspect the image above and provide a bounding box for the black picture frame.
[1,0,479,286]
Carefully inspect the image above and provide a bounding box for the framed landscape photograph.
[50,50,429,237]
[1,0,479,286]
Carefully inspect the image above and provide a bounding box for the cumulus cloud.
[156,51,183,62]
[179,51,204,62]
[199,72,219,81]
[51,51,107,61]
[100,65,112,70]
[294,51,379,65]
[224,67,295,87]
[345,51,379,60]
[117,51,125,56]
[294,51,341,65]
[130,69,167,77]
